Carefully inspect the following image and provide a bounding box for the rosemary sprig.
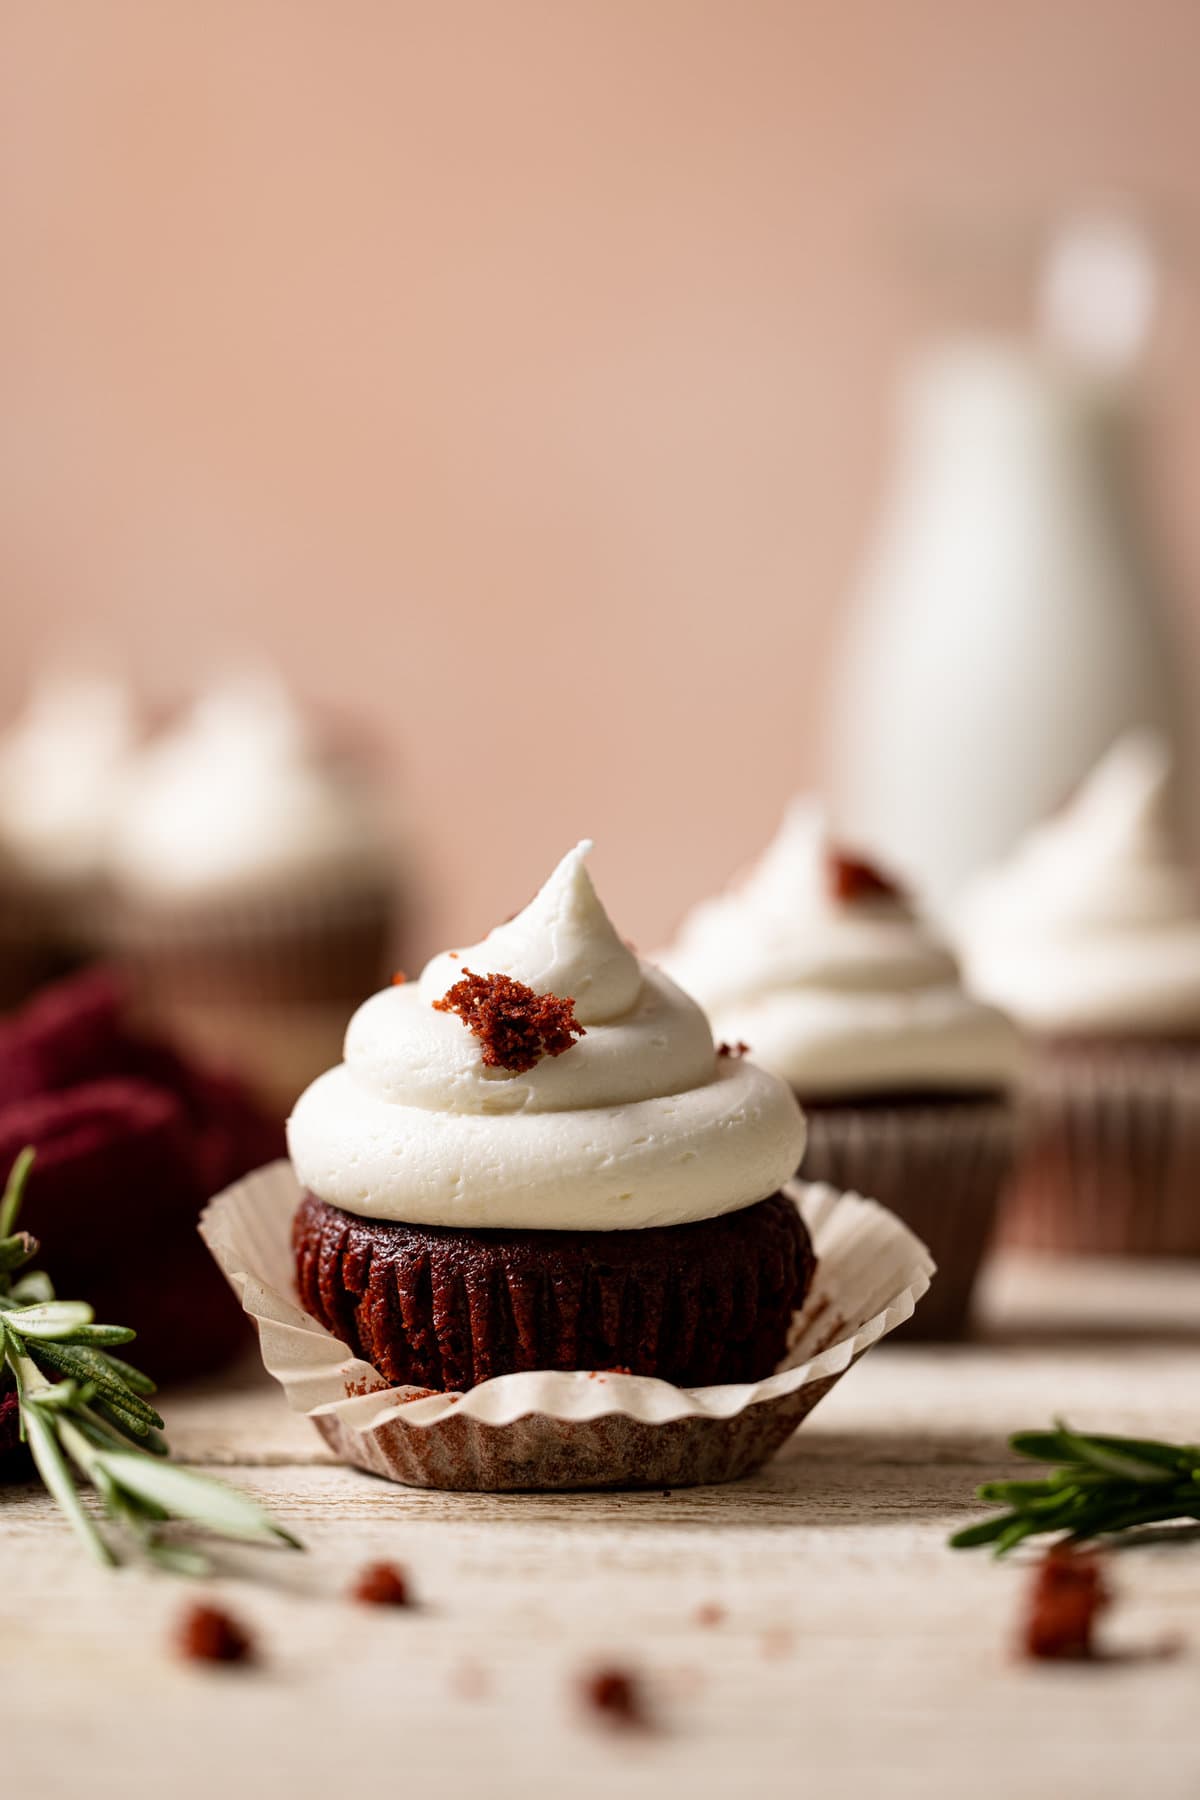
[0,1148,301,1573]
[950,1422,1200,1556]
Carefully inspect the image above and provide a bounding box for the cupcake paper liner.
[105,879,397,1006]
[0,880,89,1008]
[800,1100,1017,1340]
[199,1162,934,1493]
[1002,1041,1200,1256]
[106,882,398,1111]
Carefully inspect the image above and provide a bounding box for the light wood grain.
[3,1253,1199,1800]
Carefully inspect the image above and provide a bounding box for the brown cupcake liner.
[1001,1041,1200,1256]
[0,880,95,1008]
[103,880,400,1110]
[799,1100,1018,1339]
[200,1162,935,1493]
[312,1377,839,1490]
[104,878,398,1005]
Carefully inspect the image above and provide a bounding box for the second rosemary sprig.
[950,1422,1200,1556]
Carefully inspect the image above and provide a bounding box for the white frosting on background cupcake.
[958,733,1200,1036]
[0,674,137,885]
[288,842,806,1229]
[659,802,1022,1099]
[108,674,389,904]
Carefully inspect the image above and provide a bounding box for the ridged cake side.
[293,1192,814,1391]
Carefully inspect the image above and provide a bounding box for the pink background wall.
[3,2,1199,952]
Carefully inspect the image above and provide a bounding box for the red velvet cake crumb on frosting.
[825,847,901,905]
[288,841,812,1390]
[432,969,584,1073]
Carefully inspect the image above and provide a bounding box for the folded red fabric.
[0,969,285,1386]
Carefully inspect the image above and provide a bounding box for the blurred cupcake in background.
[660,801,1023,1336]
[0,673,138,1005]
[959,732,1200,1256]
[104,672,403,1113]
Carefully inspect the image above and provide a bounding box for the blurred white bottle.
[828,214,1189,913]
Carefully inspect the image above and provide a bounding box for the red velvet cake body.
[293,1190,815,1392]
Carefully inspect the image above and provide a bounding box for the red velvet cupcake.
[288,843,811,1391]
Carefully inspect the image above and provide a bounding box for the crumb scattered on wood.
[352,1562,412,1607]
[579,1665,648,1728]
[177,1604,255,1666]
[1022,1548,1109,1661]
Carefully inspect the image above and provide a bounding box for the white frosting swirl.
[288,842,806,1229]
[957,733,1200,1036]
[659,802,1022,1098]
[0,675,137,884]
[108,673,389,903]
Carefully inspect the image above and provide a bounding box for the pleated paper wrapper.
[1002,1040,1200,1256]
[105,882,399,1113]
[200,1162,934,1492]
[802,1100,1017,1339]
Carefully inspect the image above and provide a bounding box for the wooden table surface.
[4,1252,1199,1800]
